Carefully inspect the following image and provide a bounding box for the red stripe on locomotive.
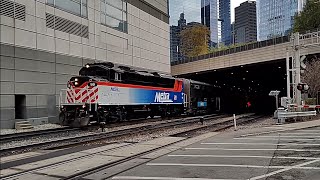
[72,80,183,92]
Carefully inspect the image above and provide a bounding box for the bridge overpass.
[171,31,320,76]
[171,31,320,114]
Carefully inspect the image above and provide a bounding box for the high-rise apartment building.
[235,1,257,43]
[257,0,306,41]
[169,0,201,25]
[201,0,231,46]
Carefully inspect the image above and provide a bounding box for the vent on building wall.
[46,13,89,38]
[0,0,26,21]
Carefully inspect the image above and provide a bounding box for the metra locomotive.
[59,62,216,127]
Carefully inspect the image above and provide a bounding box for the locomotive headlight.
[85,64,90,68]
[82,105,86,108]
[75,78,79,82]
[74,82,79,86]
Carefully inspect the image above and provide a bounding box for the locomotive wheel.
[59,112,68,126]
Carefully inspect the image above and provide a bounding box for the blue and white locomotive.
[59,62,217,127]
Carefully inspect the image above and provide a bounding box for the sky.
[231,0,256,22]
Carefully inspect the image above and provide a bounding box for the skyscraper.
[257,0,306,41]
[170,13,186,62]
[169,0,202,25]
[219,0,231,46]
[201,0,231,46]
[235,1,257,44]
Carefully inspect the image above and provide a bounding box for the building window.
[47,0,87,18]
[101,0,127,33]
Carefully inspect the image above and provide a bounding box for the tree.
[301,57,320,98]
[293,0,320,33]
[180,24,210,57]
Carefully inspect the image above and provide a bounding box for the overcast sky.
[231,0,255,22]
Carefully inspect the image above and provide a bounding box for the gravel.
[0,116,222,152]
[0,124,63,135]
[0,130,98,150]
[221,116,276,132]
[0,115,271,155]
[0,117,200,151]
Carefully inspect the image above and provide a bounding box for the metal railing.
[171,35,291,66]
[278,111,317,119]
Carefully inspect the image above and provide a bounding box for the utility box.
[276,107,287,124]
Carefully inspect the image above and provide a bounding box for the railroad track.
[0,114,224,156]
[0,115,191,144]
[0,114,262,180]
[0,127,81,144]
[171,115,267,137]
[63,114,264,180]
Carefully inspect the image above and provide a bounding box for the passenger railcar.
[59,62,216,127]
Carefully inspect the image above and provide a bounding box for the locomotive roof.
[83,62,174,79]
[188,79,212,86]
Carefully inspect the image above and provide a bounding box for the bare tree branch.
[302,57,320,98]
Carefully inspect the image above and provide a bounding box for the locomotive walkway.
[1,118,320,180]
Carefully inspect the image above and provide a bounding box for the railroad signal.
[297,83,309,93]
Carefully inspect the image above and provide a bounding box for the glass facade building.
[201,0,231,46]
[257,0,306,41]
[219,0,231,46]
[169,0,201,25]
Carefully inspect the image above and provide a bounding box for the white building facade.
[0,0,170,128]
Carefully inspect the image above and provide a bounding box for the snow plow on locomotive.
[59,62,218,127]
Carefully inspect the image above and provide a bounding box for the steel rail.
[64,115,262,180]
[0,127,80,143]
[0,114,222,155]
[0,114,259,180]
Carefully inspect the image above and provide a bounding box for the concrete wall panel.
[0,0,170,128]
[0,95,14,108]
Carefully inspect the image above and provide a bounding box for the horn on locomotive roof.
[151,72,160,76]
[90,62,114,68]
[118,66,131,71]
